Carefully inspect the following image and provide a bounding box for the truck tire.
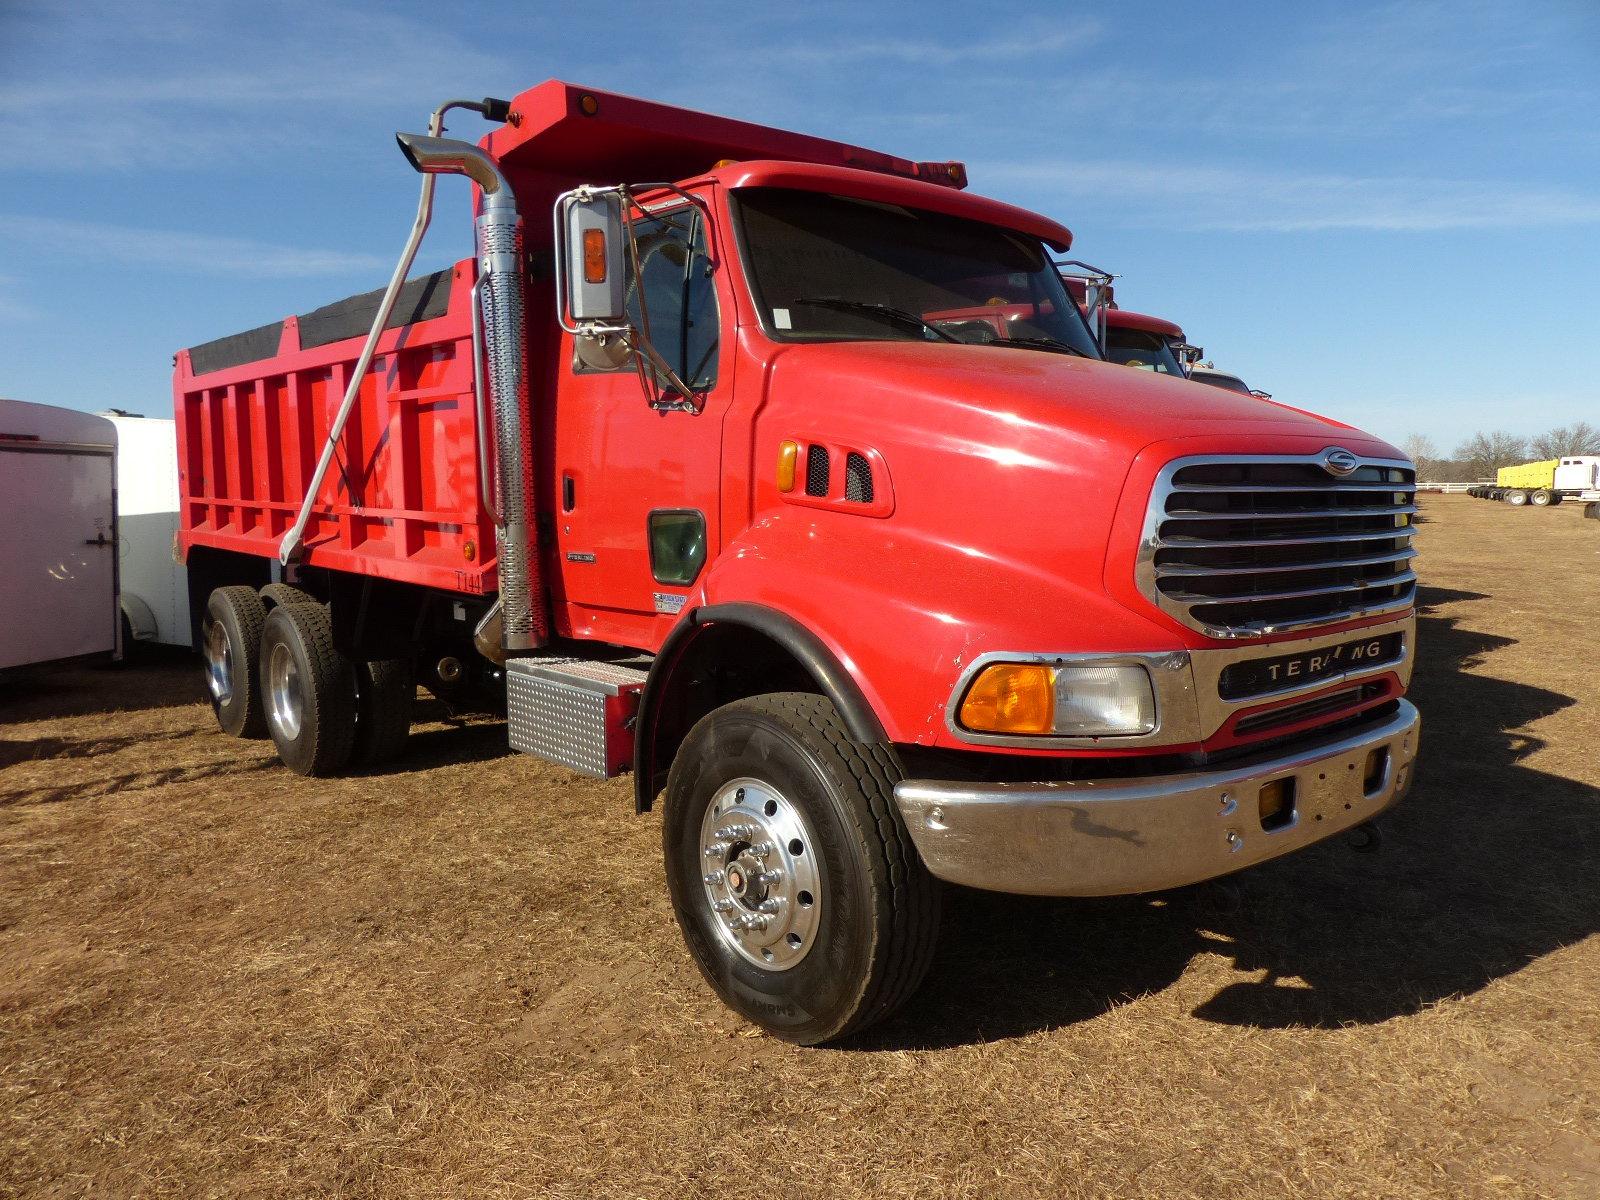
[204,586,268,738]
[1531,489,1554,507]
[1549,493,1564,506]
[260,602,357,777]
[353,658,414,766]
[260,581,316,609]
[1505,489,1529,506]
[662,693,940,1045]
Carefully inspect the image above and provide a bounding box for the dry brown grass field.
[3,493,1598,1198]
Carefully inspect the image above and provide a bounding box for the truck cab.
[176,81,1420,1044]
[1102,308,1192,377]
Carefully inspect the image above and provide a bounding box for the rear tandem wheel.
[203,586,269,738]
[259,602,357,777]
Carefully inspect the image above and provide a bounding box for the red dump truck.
[175,81,1421,1043]
[1057,272,1197,378]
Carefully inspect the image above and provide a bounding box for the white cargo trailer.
[0,399,120,672]
[104,412,189,647]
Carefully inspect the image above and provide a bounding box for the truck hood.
[766,339,1367,452]
[730,337,1407,743]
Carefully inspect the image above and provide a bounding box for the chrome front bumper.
[894,700,1420,897]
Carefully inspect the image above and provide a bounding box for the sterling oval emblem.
[1321,447,1360,476]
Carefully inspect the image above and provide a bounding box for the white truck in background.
[0,399,120,672]
[103,411,190,648]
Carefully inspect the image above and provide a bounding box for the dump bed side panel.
[174,260,497,595]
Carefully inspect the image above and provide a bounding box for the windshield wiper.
[995,336,1095,360]
[790,297,959,343]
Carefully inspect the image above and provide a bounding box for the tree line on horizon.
[1399,422,1600,482]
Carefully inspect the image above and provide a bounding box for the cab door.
[552,198,732,650]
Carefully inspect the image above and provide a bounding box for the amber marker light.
[776,440,799,492]
[960,664,1054,735]
[1258,777,1293,829]
[582,229,608,284]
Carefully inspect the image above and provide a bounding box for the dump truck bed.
[173,260,498,595]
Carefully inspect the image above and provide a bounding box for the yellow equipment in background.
[1496,460,1559,489]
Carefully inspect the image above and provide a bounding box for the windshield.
[1105,326,1186,376]
[733,187,1101,359]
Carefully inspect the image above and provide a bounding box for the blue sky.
[1,0,1596,453]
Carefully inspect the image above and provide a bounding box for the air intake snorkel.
[277,96,548,655]
[395,129,546,653]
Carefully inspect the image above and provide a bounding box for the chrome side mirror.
[555,189,626,328]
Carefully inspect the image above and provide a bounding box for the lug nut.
[746,842,773,859]
[704,870,725,885]
[713,900,733,913]
[704,845,725,859]
[757,899,781,914]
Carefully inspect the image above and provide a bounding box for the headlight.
[959,662,1157,737]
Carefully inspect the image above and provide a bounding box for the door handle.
[84,532,110,547]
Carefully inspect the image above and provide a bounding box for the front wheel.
[662,693,940,1045]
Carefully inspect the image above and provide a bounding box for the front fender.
[632,599,888,812]
[692,507,1181,749]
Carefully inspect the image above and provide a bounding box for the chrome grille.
[1137,454,1417,638]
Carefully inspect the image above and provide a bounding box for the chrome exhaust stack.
[396,132,547,653]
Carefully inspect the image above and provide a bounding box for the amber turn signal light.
[1258,777,1294,830]
[776,440,799,492]
[582,228,608,284]
[959,663,1054,735]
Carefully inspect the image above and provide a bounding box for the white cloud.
[762,18,1103,67]
[937,2,1598,146]
[0,275,37,320]
[2,215,389,277]
[985,160,1600,233]
[0,0,512,172]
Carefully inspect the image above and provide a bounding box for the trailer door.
[0,443,117,670]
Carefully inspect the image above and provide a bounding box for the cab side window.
[625,206,719,390]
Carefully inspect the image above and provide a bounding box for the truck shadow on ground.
[0,648,203,725]
[0,755,280,808]
[352,698,517,777]
[861,585,1600,1049]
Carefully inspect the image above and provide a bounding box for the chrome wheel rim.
[698,776,822,972]
[204,619,233,704]
[266,642,303,742]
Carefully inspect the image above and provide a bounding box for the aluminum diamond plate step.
[505,653,651,778]
[511,654,650,695]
